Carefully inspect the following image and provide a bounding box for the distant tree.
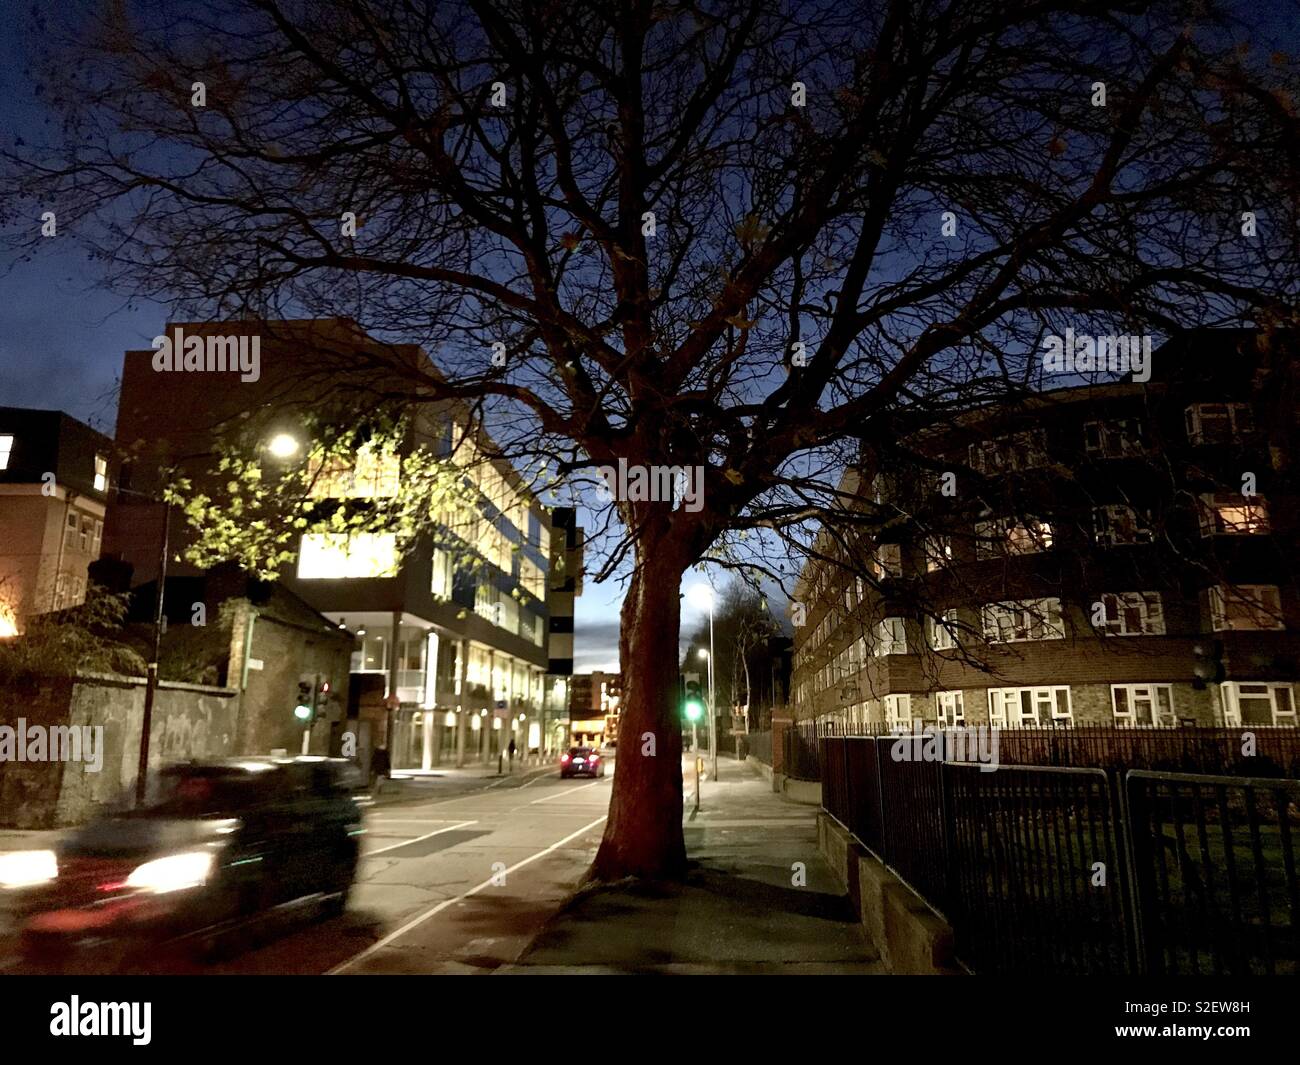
[3,0,1297,878]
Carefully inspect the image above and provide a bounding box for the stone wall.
[0,673,238,828]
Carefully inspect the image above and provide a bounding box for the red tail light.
[561,755,570,763]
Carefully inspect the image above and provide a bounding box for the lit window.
[924,536,952,572]
[1111,684,1175,727]
[307,443,401,499]
[0,434,13,470]
[93,454,108,493]
[1097,592,1165,636]
[297,533,399,579]
[977,518,1054,559]
[868,543,901,579]
[1199,494,1270,536]
[1209,585,1284,632]
[982,599,1065,643]
[431,548,454,600]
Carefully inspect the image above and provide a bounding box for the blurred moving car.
[559,746,605,779]
[0,757,364,969]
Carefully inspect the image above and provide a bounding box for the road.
[2,761,616,976]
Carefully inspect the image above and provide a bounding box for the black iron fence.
[822,734,1300,975]
[1128,771,1300,976]
[804,723,1300,782]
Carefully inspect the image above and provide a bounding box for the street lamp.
[266,432,302,459]
[687,583,717,779]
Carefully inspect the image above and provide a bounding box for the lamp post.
[688,583,717,779]
[130,433,299,805]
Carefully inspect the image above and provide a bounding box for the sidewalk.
[500,757,883,974]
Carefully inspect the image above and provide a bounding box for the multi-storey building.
[792,330,1300,731]
[0,407,115,634]
[106,318,578,769]
[568,671,621,745]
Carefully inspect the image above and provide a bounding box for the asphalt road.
[2,761,615,976]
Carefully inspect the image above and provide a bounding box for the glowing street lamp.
[266,432,302,460]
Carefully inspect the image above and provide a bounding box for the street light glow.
[267,432,302,459]
[697,648,709,659]
[686,583,714,611]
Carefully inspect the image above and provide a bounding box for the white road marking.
[329,814,608,975]
[528,780,605,805]
[364,820,478,857]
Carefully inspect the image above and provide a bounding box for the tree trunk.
[589,547,688,881]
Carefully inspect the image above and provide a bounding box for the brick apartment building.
[791,330,1300,731]
[0,407,115,634]
[106,318,579,770]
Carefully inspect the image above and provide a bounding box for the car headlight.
[125,851,215,894]
[0,849,58,889]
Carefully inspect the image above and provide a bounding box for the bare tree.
[3,0,1297,877]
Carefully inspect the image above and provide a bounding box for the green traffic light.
[683,699,704,722]
[294,704,312,721]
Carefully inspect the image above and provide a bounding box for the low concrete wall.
[819,812,959,975]
[781,776,822,805]
[0,673,239,828]
[745,755,774,787]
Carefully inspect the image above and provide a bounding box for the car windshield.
[568,748,595,757]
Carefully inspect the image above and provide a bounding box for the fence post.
[874,736,889,866]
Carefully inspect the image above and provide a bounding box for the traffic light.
[294,680,314,722]
[682,674,705,721]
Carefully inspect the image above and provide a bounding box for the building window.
[1093,504,1154,546]
[968,429,1048,474]
[1198,494,1270,536]
[924,536,952,572]
[976,517,1054,559]
[1083,418,1146,457]
[874,617,906,656]
[989,686,1073,727]
[1209,584,1284,632]
[1185,403,1255,445]
[1111,684,1175,727]
[297,533,399,579]
[982,599,1065,643]
[93,454,108,493]
[0,434,12,470]
[1221,682,1297,727]
[868,543,902,580]
[92,519,103,557]
[936,690,965,727]
[929,610,959,651]
[884,694,911,730]
[307,442,401,499]
[430,548,454,600]
[1098,592,1165,636]
[64,511,79,550]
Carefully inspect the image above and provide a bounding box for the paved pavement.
[501,757,883,974]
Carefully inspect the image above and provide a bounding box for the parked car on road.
[559,747,606,779]
[0,757,364,970]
